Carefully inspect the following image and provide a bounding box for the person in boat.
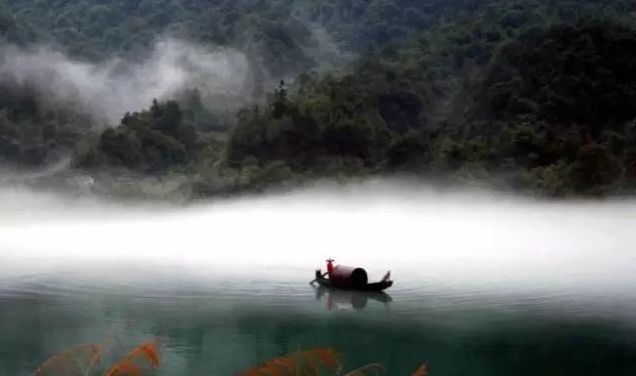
[312,258,335,284]
[326,258,335,278]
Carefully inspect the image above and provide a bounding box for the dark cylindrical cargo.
[329,266,368,287]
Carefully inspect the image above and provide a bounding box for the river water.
[1,183,636,375]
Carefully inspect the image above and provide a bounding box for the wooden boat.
[311,268,393,292]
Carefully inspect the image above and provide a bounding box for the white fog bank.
[0,181,635,295]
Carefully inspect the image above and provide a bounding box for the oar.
[309,271,329,285]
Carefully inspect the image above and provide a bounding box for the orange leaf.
[135,343,159,368]
[410,363,429,376]
[238,348,340,376]
[315,348,339,370]
[104,362,144,376]
[104,342,160,376]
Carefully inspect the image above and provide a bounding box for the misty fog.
[1,180,635,296]
[0,38,254,123]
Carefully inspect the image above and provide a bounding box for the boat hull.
[315,275,393,292]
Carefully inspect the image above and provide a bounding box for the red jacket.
[327,260,334,274]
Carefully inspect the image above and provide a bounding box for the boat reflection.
[314,286,392,311]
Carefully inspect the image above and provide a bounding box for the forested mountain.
[0,0,448,73]
[1,0,636,197]
[0,0,459,169]
[221,0,636,196]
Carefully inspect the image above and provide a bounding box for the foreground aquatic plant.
[33,343,422,376]
[31,341,159,376]
[409,363,429,376]
[237,348,428,376]
[31,344,101,376]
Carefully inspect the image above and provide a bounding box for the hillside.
[0,0,457,74]
[216,0,636,197]
[1,0,636,197]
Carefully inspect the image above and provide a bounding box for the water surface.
[1,185,636,375]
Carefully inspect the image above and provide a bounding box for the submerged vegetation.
[2,0,636,197]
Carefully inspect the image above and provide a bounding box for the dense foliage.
[225,1,636,196]
[0,0,457,76]
[0,77,94,166]
[75,91,221,174]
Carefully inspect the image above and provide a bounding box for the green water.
[1,272,635,376]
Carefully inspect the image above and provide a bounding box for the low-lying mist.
[0,38,254,123]
[1,180,635,296]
